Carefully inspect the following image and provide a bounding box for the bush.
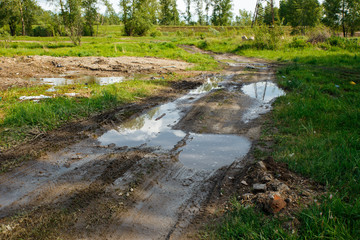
[307,26,331,44]
[254,25,283,50]
[149,29,162,37]
[289,36,311,48]
[32,26,53,37]
[327,36,360,51]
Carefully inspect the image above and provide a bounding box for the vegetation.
[0,0,359,238]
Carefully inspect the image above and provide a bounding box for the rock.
[257,161,267,171]
[261,173,272,182]
[108,143,116,148]
[242,193,254,200]
[253,183,267,192]
[242,35,248,40]
[272,181,290,192]
[241,180,248,186]
[267,194,287,213]
[249,36,255,41]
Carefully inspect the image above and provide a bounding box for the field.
[0,26,359,239]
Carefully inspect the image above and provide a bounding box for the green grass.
[200,199,295,240]
[199,40,360,239]
[0,77,171,153]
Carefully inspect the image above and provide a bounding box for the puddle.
[98,76,252,170]
[179,134,250,170]
[41,76,124,92]
[241,81,286,123]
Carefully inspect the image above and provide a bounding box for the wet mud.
[1,47,287,239]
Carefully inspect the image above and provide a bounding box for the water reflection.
[241,81,286,123]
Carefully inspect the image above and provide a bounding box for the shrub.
[149,29,162,37]
[307,26,331,44]
[254,25,283,50]
[289,36,311,48]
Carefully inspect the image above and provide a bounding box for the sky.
[37,0,281,17]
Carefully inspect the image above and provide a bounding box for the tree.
[102,0,120,25]
[160,0,179,25]
[0,0,38,36]
[279,0,321,31]
[264,2,279,25]
[204,0,211,24]
[195,0,204,25]
[121,0,156,36]
[323,0,360,36]
[184,0,192,24]
[211,0,233,26]
[49,0,83,45]
[235,9,252,26]
[83,0,98,36]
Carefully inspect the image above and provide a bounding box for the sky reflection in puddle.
[98,76,252,170]
[241,81,286,123]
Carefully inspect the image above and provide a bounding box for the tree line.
[0,0,359,42]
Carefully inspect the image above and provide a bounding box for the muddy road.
[0,48,286,239]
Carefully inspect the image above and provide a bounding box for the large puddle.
[98,77,284,171]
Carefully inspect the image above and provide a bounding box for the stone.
[242,35,248,40]
[268,194,287,213]
[242,193,254,200]
[257,161,267,171]
[261,174,273,182]
[241,180,248,186]
[253,183,267,192]
[108,143,116,148]
[249,36,255,41]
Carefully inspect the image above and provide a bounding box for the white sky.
[37,0,281,17]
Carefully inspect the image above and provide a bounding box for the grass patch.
[200,199,294,239]
[0,77,172,153]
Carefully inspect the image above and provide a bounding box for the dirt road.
[0,47,290,239]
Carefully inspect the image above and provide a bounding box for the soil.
[0,47,323,240]
[0,55,194,90]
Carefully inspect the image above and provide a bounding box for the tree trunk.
[342,0,346,37]
[18,0,26,36]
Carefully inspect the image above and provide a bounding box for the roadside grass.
[0,36,219,71]
[0,76,173,156]
[196,39,360,239]
[200,199,295,240]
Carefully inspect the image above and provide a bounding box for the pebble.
[257,161,267,171]
[253,183,267,192]
[241,180,248,186]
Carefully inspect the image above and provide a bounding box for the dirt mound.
[0,56,194,90]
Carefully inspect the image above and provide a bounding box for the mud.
[0,46,315,240]
[0,55,193,90]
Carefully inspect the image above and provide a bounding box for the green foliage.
[159,0,179,25]
[121,0,156,36]
[279,0,321,30]
[253,25,283,50]
[323,0,360,36]
[288,36,310,48]
[211,0,233,26]
[235,9,252,27]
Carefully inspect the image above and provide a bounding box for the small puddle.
[41,76,124,92]
[98,76,251,170]
[241,81,285,123]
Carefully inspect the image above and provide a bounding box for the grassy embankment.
[190,32,360,239]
